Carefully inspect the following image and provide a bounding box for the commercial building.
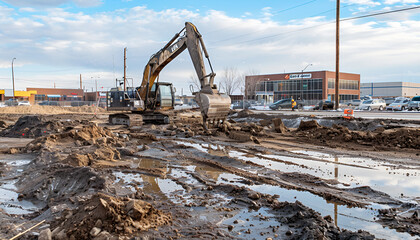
[360,82,420,98]
[245,71,360,105]
[0,89,38,102]
[26,88,84,102]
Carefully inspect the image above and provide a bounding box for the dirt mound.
[27,124,117,150]
[0,120,7,128]
[0,105,106,115]
[297,120,321,131]
[51,193,172,238]
[18,165,106,204]
[297,123,420,150]
[0,115,76,138]
[273,118,288,134]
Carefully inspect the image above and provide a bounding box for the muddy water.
[0,154,39,214]
[180,141,420,199]
[177,141,418,240]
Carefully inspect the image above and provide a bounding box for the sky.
[0,0,420,95]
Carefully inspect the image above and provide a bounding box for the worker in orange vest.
[291,96,297,111]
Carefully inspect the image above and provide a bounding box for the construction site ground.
[0,106,419,240]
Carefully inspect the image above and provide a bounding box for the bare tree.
[188,74,201,94]
[219,66,241,96]
[242,69,260,100]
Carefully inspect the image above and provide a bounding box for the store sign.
[286,74,312,79]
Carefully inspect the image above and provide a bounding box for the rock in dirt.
[297,120,321,131]
[273,118,288,134]
[38,228,52,240]
[0,120,7,128]
[51,193,172,239]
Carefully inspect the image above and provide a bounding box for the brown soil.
[50,193,172,239]
[0,111,418,240]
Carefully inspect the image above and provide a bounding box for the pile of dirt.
[295,121,420,150]
[17,165,106,204]
[0,115,76,138]
[271,200,375,239]
[51,193,172,239]
[0,105,105,114]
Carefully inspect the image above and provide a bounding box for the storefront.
[245,71,360,105]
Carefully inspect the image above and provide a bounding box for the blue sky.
[0,0,420,93]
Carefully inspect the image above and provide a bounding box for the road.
[255,109,420,120]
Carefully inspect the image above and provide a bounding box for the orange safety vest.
[291,99,297,107]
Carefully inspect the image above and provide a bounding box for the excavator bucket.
[195,92,231,124]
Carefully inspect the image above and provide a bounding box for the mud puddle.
[114,164,231,206]
[215,173,416,240]
[176,140,418,239]
[0,154,40,214]
[220,207,286,239]
[180,141,419,200]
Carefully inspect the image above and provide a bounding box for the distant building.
[245,71,360,105]
[0,89,37,102]
[26,88,84,102]
[360,82,420,98]
[229,95,244,104]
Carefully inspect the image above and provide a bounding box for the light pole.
[91,76,100,102]
[301,63,312,100]
[11,58,16,100]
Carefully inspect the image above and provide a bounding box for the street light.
[11,58,16,100]
[301,63,312,100]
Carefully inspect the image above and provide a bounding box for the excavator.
[107,22,231,127]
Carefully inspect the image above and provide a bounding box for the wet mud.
[0,112,418,239]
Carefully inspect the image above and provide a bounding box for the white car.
[358,99,386,111]
[386,97,410,111]
[18,101,31,106]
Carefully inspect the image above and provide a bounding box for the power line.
[221,5,420,46]
[342,5,420,22]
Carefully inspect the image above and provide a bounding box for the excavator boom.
[138,22,231,125]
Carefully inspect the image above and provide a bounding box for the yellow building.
[0,89,37,103]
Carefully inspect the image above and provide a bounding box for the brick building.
[26,88,84,102]
[245,71,360,105]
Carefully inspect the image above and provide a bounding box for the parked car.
[386,97,410,111]
[39,101,59,106]
[360,95,372,101]
[383,97,396,106]
[313,100,335,110]
[269,98,304,110]
[232,100,251,109]
[358,99,386,111]
[18,101,31,106]
[344,99,361,107]
[408,96,420,111]
[5,99,19,106]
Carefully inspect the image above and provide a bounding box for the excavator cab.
[147,82,174,110]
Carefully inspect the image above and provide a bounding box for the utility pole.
[335,0,340,110]
[80,74,82,89]
[124,47,127,91]
[11,58,16,100]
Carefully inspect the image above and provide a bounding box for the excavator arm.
[138,22,231,125]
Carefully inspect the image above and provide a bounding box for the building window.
[35,94,45,101]
[328,79,358,90]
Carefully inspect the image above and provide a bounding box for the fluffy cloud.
[384,0,419,4]
[0,5,419,92]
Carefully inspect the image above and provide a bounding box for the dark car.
[314,100,335,110]
[269,98,304,110]
[232,100,251,109]
[38,101,59,106]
